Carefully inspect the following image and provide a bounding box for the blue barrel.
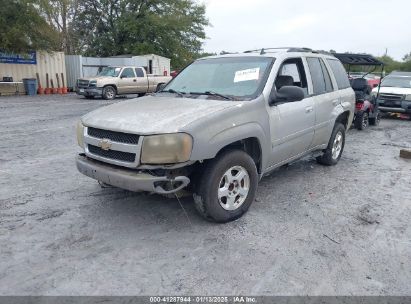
[22,78,37,96]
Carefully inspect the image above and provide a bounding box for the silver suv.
[76,47,355,222]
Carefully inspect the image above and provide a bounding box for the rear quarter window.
[326,59,351,89]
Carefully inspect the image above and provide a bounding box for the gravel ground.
[0,94,410,296]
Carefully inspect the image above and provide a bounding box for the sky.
[201,0,411,61]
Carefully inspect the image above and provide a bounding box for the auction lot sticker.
[234,68,260,82]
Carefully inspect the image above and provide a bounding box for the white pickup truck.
[76,66,172,100]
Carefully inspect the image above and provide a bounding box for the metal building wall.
[65,55,82,89]
[0,52,66,89]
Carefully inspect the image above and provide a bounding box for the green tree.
[0,0,58,52]
[38,0,80,54]
[72,0,209,68]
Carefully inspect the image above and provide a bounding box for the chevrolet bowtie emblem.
[99,138,112,151]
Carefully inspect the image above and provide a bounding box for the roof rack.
[243,47,314,55]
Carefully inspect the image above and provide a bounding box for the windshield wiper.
[190,91,234,100]
[161,89,185,97]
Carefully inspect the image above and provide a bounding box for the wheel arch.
[335,110,351,130]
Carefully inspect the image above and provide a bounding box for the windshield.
[381,76,411,88]
[97,67,122,77]
[163,57,274,99]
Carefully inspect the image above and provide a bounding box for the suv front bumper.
[378,99,411,113]
[76,154,190,194]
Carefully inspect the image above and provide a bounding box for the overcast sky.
[202,0,411,61]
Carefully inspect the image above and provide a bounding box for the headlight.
[76,121,85,148]
[141,133,193,164]
[89,80,97,88]
[405,94,411,101]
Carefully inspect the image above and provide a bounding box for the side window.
[135,68,145,77]
[275,58,308,96]
[320,59,334,92]
[326,59,351,89]
[120,68,135,78]
[307,57,327,95]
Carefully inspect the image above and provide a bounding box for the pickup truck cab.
[373,71,411,114]
[76,48,354,222]
[76,66,172,100]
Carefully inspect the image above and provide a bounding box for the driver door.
[118,68,137,94]
[268,57,316,166]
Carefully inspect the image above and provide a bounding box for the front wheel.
[102,86,116,100]
[355,111,369,130]
[193,150,258,222]
[369,111,381,126]
[316,123,346,166]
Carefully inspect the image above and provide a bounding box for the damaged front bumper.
[76,154,190,194]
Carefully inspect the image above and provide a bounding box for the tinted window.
[135,68,145,77]
[307,57,327,95]
[327,59,351,89]
[120,68,135,78]
[320,59,334,92]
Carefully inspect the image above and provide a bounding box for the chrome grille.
[88,145,135,163]
[88,127,139,144]
[77,79,90,89]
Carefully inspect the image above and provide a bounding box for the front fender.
[190,122,270,171]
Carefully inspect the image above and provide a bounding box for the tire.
[137,93,145,97]
[316,123,346,166]
[102,86,116,100]
[369,111,381,126]
[193,150,258,223]
[354,111,369,130]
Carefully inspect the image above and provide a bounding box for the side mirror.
[270,86,305,105]
[156,83,167,92]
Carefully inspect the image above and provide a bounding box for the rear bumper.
[76,87,103,97]
[76,154,190,194]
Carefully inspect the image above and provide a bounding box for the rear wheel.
[316,123,345,166]
[193,150,258,222]
[102,86,116,100]
[355,111,369,130]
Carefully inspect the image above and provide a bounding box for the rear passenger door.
[306,57,340,148]
[135,68,148,93]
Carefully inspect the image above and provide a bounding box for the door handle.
[305,106,313,113]
[133,79,137,82]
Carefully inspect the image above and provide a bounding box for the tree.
[0,0,58,53]
[71,0,209,68]
[38,0,80,54]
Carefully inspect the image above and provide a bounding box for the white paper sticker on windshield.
[234,68,260,83]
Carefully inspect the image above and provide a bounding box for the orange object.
[37,87,44,94]
[52,88,58,94]
[44,88,51,94]
[62,87,68,94]
[57,88,63,94]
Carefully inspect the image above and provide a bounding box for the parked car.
[76,66,172,100]
[373,71,411,115]
[76,47,355,222]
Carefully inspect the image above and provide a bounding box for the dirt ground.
[0,94,410,296]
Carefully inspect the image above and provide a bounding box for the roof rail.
[243,47,313,54]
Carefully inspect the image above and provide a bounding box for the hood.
[373,86,411,95]
[81,95,243,134]
[79,76,114,81]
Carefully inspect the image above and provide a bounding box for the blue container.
[23,78,37,96]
